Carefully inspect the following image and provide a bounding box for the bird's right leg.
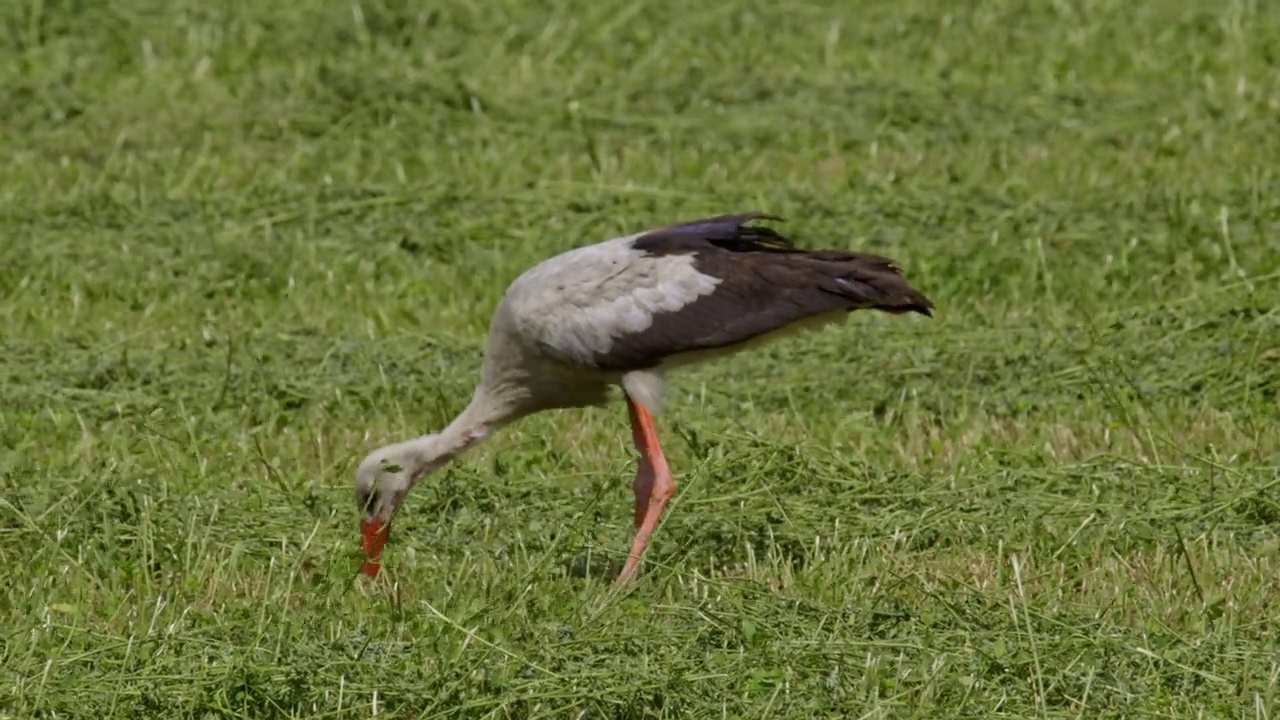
[616,396,675,584]
[632,450,655,528]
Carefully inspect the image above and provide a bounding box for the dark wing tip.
[873,289,935,317]
[890,275,935,318]
[828,253,935,318]
[870,255,934,317]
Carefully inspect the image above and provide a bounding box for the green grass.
[3,0,1279,717]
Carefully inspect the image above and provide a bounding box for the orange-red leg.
[632,455,655,528]
[616,396,675,584]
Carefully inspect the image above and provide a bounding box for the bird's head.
[354,435,441,577]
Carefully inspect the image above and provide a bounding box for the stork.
[355,212,933,583]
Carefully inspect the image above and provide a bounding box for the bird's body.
[356,213,933,582]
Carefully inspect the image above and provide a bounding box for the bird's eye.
[379,458,403,474]
[358,488,380,513]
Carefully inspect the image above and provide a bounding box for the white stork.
[355,212,933,583]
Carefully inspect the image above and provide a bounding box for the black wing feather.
[592,212,932,370]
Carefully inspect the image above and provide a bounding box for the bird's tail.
[812,251,935,317]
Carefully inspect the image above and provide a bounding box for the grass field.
[3,0,1279,717]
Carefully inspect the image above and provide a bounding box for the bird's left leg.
[616,396,675,584]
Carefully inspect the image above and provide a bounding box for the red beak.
[360,518,389,577]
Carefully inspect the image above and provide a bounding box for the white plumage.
[505,233,723,364]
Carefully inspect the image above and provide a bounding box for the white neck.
[388,386,518,484]
[378,307,542,485]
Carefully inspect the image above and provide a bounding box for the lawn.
[2,0,1279,717]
